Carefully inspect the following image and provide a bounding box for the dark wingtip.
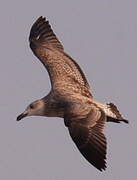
[29,16,64,50]
[96,159,107,172]
[29,16,53,42]
[96,163,107,172]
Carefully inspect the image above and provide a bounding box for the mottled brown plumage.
[17,16,128,171]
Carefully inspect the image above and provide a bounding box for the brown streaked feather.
[63,52,90,89]
[66,104,107,171]
[29,17,92,98]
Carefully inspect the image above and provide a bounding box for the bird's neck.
[41,94,66,118]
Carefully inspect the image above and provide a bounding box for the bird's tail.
[96,102,128,124]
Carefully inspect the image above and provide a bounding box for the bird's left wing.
[29,17,92,98]
[65,104,107,171]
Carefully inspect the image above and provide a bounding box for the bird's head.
[17,100,45,121]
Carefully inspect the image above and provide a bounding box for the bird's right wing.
[29,17,92,98]
[65,104,107,171]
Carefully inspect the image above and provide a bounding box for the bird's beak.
[17,111,28,121]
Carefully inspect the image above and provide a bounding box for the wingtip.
[92,161,107,172]
[32,16,46,27]
[96,159,107,172]
[101,164,107,171]
[36,16,46,21]
[29,16,49,43]
[29,16,64,51]
[99,167,106,172]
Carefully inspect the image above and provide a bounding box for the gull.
[17,16,128,171]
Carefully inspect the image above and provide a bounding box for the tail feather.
[106,103,128,124]
[95,101,128,124]
[107,116,128,124]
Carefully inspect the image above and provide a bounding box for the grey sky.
[0,0,137,179]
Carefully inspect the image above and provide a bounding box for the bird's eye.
[30,104,34,109]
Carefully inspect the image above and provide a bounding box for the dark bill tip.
[16,113,28,121]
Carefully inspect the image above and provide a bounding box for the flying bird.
[17,16,128,171]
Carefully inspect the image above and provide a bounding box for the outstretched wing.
[29,16,92,98]
[65,104,107,171]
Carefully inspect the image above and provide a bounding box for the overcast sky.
[0,0,137,179]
